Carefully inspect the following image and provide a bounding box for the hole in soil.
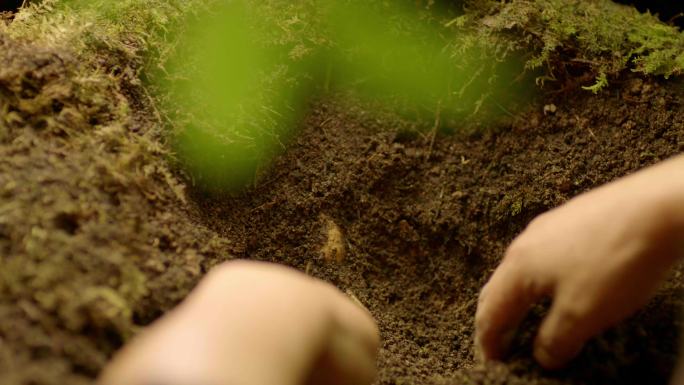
[51,99,64,114]
[387,292,401,305]
[613,0,684,26]
[155,235,173,252]
[53,212,80,235]
[0,223,9,239]
[109,192,121,207]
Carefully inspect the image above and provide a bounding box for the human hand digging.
[98,260,380,385]
[475,155,684,370]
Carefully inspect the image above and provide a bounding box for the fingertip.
[473,308,494,361]
[328,288,380,356]
[474,323,516,363]
[533,308,587,370]
[533,340,582,370]
[473,263,541,363]
[533,344,565,370]
[473,322,493,363]
[473,338,485,364]
[477,281,491,304]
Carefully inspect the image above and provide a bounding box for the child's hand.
[475,156,684,370]
[98,260,380,385]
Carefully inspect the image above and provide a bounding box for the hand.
[98,260,380,385]
[475,156,684,370]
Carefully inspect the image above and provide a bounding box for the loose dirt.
[1,26,684,385]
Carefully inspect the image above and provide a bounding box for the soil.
[2,24,684,385]
[195,78,684,385]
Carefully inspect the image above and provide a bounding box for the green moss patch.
[458,0,684,92]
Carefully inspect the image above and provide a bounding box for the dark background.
[610,0,682,26]
[0,0,22,13]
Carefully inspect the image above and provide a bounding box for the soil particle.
[320,214,346,263]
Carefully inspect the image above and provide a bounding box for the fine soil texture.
[2,6,684,385]
[195,78,684,385]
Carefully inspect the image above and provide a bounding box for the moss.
[510,199,524,217]
[458,0,684,91]
[10,0,679,195]
[0,2,232,384]
[10,0,684,95]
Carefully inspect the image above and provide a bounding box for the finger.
[97,320,225,385]
[99,262,380,385]
[306,326,378,385]
[475,259,551,361]
[533,299,595,370]
[328,287,380,356]
[307,284,380,385]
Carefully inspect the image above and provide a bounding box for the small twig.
[424,101,442,162]
[346,289,370,313]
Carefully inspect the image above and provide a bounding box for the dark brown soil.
[1,28,684,385]
[195,77,684,385]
